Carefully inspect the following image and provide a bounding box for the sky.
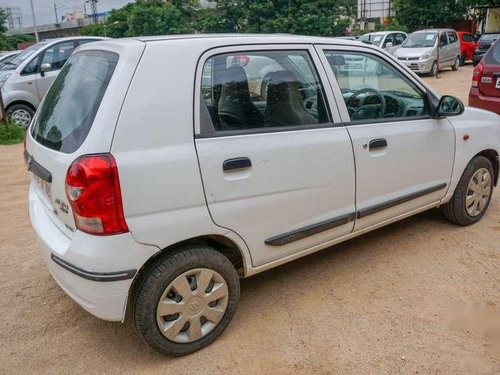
[0,0,133,29]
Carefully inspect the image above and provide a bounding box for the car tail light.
[472,61,483,87]
[65,154,128,235]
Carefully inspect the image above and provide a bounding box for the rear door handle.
[369,138,387,150]
[223,157,252,171]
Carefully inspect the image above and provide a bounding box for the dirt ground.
[1,64,499,375]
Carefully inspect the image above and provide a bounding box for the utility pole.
[86,0,98,24]
[54,3,59,23]
[29,0,39,43]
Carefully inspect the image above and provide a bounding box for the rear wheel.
[133,245,240,356]
[452,57,460,71]
[443,156,494,226]
[6,104,34,128]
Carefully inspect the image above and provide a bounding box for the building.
[357,0,394,31]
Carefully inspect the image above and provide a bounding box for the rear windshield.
[31,50,118,153]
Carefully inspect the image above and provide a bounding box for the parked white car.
[359,31,408,54]
[0,36,105,127]
[25,35,500,356]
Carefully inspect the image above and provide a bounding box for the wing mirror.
[40,63,51,77]
[434,95,465,118]
[385,42,393,48]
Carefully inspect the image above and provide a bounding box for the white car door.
[195,45,356,267]
[316,45,455,231]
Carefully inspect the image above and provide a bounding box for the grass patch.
[0,123,25,145]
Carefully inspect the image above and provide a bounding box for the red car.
[469,38,500,114]
[457,31,477,65]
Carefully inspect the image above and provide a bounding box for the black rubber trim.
[357,183,447,219]
[369,138,387,150]
[24,150,52,183]
[223,157,252,171]
[265,213,355,246]
[51,254,136,282]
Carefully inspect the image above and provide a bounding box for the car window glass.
[462,34,473,42]
[395,34,405,45]
[440,32,449,46]
[323,51,428,123]
[447,32,457,44]
[22,56,40,75]
[402,32,437,48]
[200,50,331,133]
[40,41,75,71]
[76,39,96,47]
[485,41,500,64]
[383,34,394,47]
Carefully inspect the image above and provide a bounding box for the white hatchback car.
[25,35,499,356]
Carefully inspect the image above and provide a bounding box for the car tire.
[6,104,35,128]
[429,62,438,77]
[443,156,494,226]
[459,54,466,66]
[452,57,460,71]
[133,245,240,356]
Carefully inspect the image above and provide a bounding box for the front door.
[35,41,76,100]
[195,45,356,267]
[317,46,455,231]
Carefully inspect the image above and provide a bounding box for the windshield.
[31,50,118,153]
[402,33,437,48]
[359,34,384,46]
[0,42,47,71]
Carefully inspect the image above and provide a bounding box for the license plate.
[33,174,52,201]
[496,77,500,89]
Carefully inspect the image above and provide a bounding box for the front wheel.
[429,61,438,77]
[133,245,240,356]
[452,57,460,71]
[443,156,494,226]
[459,54,466,66]
[6,104,34,128]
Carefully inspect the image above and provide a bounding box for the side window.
[22,55,40,75]
[462,34,473,42]
[440,32,449,46]
[200,50,331,133]
[76,39,97,47]
[323,51,428,122]
[395,34,406,45]
[40,41,76,72]
[447,31,458,44]
[383,34,394,48]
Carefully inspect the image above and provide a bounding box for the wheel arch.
[127,234,246,316]
[475,149,499,186]
[6,100,37,112]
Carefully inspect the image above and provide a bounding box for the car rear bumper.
[29,183,158,321]
[469,88,500,115]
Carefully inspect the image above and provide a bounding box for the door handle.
[223,157,252,171]
[369,138,387,150]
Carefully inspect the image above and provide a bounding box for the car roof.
[40,36,107,45]
[413,29,454,33]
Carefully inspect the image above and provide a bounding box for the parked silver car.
[359,31,407,54]
[394,29,461,76]
[0,36,105,127]
[0,50,21,67]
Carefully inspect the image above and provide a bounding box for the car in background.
[0,36,105,127]
[469,38,500,114]
[333,36,359,41]
[0,51,20,67]
[394,29,461,76]
[457,31,477,65]
[473,32,500,66]
[359,31,407,54]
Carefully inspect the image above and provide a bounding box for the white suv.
[25,35,499,356]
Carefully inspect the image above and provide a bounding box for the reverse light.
[65,154,128,235]
[472,62,483,88]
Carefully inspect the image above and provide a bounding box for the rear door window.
[31,50,118,153]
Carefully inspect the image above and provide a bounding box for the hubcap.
[156,268,229,343]
[466,168,492,217]
[10,109,32,128]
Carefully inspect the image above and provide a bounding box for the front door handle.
[223,157,252,171]
[369,138,387,150]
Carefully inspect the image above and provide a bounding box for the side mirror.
[434,95,464,118]
[40,63,51,74]
[385,42,393,49]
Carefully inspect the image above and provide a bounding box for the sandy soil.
[1,64,499,374]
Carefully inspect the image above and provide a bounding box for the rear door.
[479,40,500,98]
[195,45,356,267]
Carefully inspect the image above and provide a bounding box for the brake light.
[65,154,128,235]
[472,62,483,87]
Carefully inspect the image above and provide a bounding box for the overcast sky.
[0,0,133,29]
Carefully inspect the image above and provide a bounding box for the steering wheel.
[346,88,387,120]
